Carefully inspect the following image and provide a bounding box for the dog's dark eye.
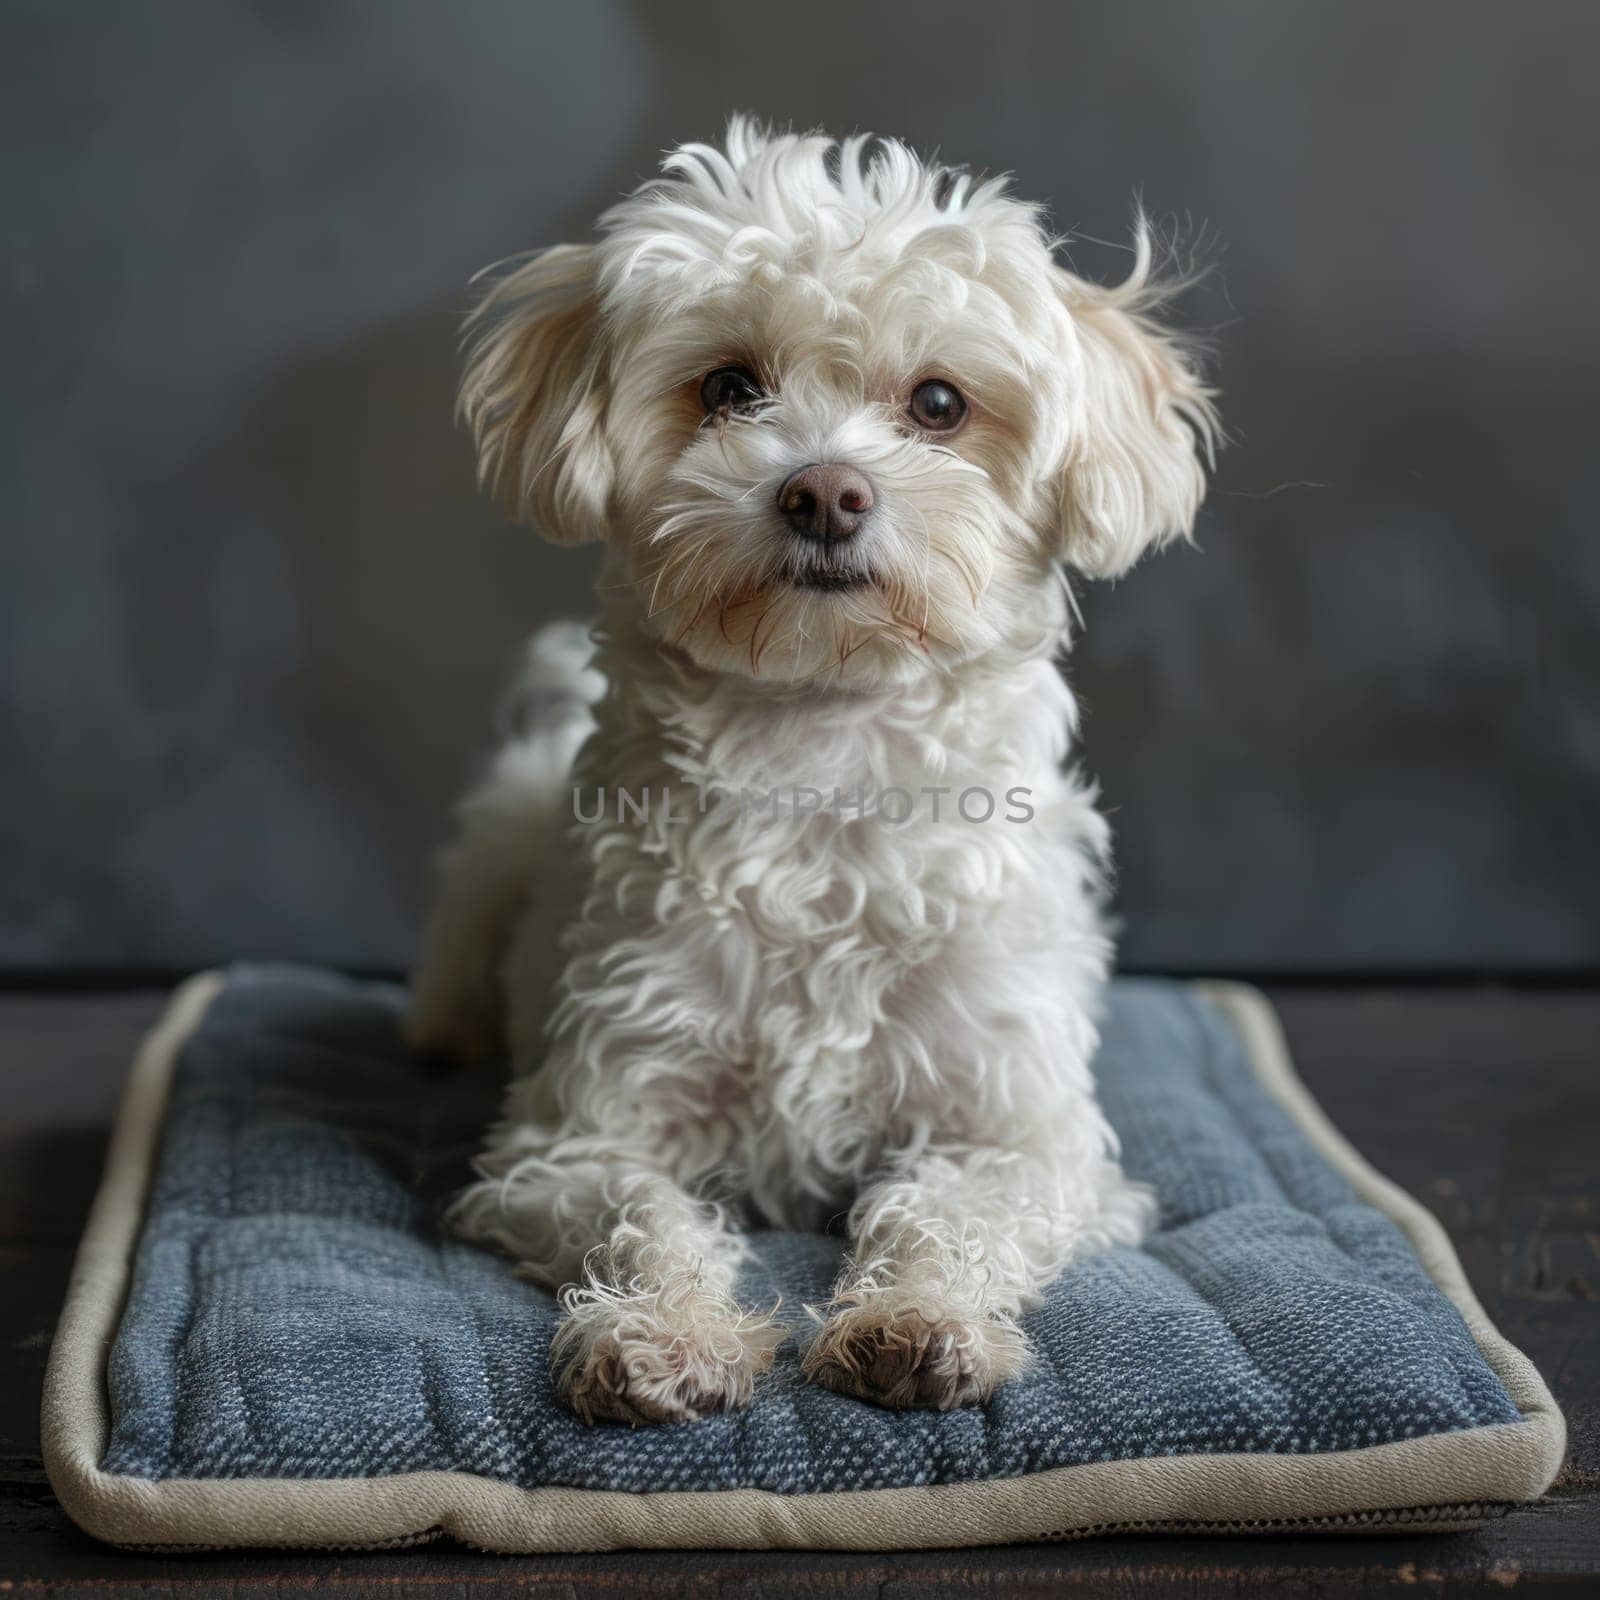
[700,365,764,415]
[908,378,967,432]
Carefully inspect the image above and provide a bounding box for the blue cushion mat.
[97,965,1526,1496]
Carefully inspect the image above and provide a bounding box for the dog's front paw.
[551,1282,782,1425]
[802,1297,1029,1411]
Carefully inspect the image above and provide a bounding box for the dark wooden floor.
[2,986,1597,1596]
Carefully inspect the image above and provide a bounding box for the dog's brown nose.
[777,463,875,541]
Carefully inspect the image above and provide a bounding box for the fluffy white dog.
[411,119,1217,1424]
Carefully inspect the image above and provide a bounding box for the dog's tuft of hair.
[415,118,1212,1420]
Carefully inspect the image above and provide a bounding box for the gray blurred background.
[3,0,1596,977]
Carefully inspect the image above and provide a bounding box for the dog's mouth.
[781,560,874,594]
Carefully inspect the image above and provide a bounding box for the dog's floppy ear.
[459,243,613,544]
[1051,235,1218,578]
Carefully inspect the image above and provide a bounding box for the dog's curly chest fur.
[504,653,1103,1228]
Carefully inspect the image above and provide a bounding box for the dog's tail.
[496,619,605,755]
[408,622,601,1066]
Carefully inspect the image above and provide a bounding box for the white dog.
[411,119,1217,1425]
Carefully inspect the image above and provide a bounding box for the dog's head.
[462,118,1218,688]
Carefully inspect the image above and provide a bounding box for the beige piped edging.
[41,973,1566,1552]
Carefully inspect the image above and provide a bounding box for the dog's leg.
[410,624,597,1065]
[803,1147,1146,1410]
[409,742,580,1064]
[454,1156,781,1425]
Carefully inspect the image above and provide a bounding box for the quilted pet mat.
[43,967,1563,1551]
